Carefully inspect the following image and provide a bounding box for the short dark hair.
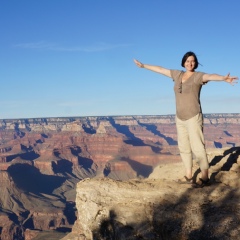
[181,51,199,69]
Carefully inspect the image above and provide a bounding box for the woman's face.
[184,56,196,71]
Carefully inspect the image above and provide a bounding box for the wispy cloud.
[57,101,89,107]
[0,100,26,108]
[14,41,55,50]
[13,41,131,52]
[57,98,107,107]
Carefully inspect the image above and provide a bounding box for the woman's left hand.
[224,73,238,85]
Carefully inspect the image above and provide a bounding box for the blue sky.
[1,0,240,119]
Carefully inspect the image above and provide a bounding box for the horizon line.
[0,113,240,121]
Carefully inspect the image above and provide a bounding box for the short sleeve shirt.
[170,70,205,120]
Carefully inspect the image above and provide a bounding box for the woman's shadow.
[193,146,240,183]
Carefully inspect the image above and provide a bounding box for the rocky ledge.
[62,147,240,240]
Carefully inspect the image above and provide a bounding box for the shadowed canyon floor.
[0,114,239,239]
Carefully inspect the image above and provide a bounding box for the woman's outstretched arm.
[203,73,238,85]
[134,59,171,78]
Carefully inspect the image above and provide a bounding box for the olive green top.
[170,70,205,121]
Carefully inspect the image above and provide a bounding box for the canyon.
[0,114,240,239]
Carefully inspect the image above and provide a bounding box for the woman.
[134,52,238,188]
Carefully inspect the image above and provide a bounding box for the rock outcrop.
[62,147,240,240]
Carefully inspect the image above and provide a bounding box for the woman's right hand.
[134,59,144,68]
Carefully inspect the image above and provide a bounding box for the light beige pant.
[176,113,209,170]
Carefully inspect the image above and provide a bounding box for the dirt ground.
[147,147,240,240]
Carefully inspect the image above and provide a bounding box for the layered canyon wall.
[0,114,239,239]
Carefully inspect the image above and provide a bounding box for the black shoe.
[175,176,193,184]
[192,178,210,188]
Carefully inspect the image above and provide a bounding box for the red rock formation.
[0,214,24,240]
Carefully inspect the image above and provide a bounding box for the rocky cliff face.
[62,147,240,240]
[0,114,240,239]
